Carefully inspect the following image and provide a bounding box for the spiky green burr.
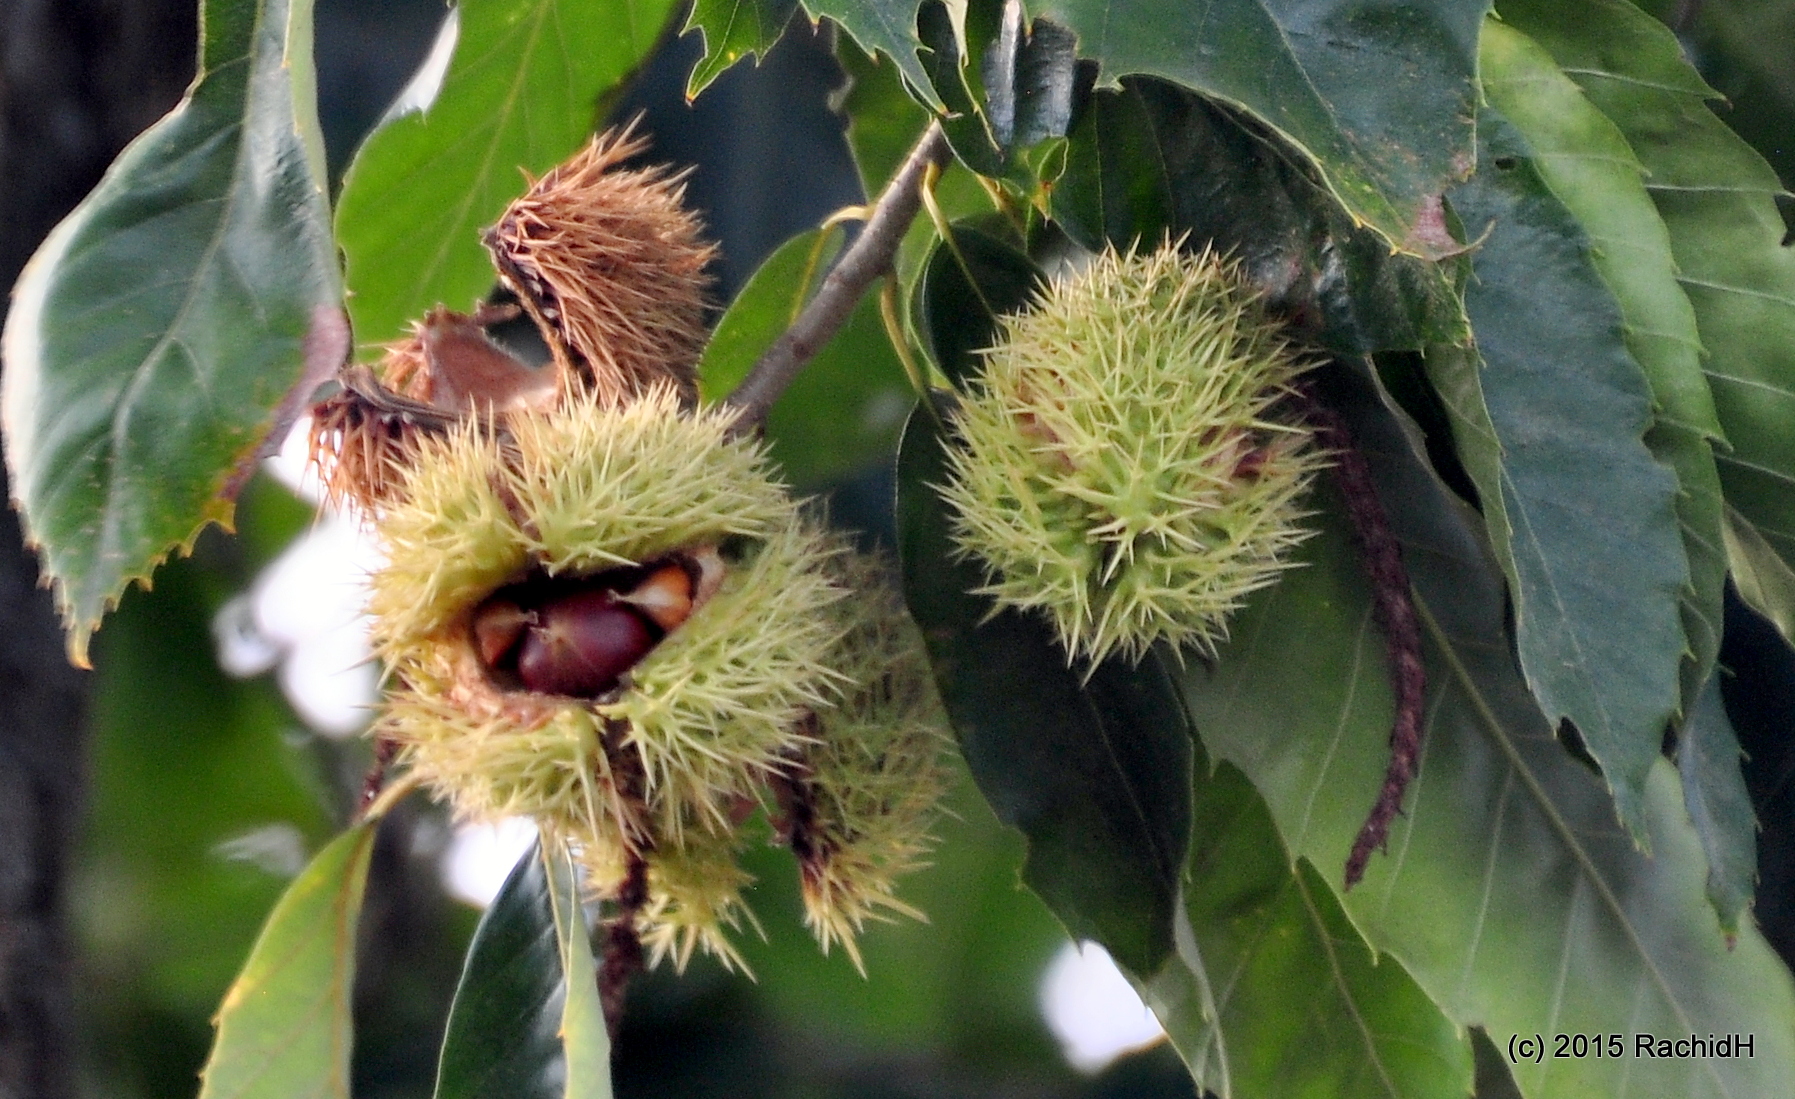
[368,386,847,855]
[938,245,1326,666]
[788,553,952,972]
[627,553,952,976]
[639,823,761,974]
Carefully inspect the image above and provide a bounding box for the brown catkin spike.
[1296,388,1427,889]
[485,122,716,407]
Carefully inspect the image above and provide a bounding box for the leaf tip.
[63,623,94,670]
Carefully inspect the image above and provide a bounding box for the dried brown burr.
[484,122,716,407]
[308,305,556,510]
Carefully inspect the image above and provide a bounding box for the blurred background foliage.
[30,0,1795,1096]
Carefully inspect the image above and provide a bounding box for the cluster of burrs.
[311,125,950,974]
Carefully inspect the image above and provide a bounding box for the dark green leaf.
[895,401,1190,975]
[1055,77,1467,358]
[197,825,376,1099]
[1433,109,1688,841]
[803,0,943,112]
[1497,0,1795,641]
[0,0,345,665]
[1478,16,1726,717]
[697,229,912,485]
[916,0,1006,175]
[682,0,800,98]
[435,840,612,1099]
[1054,80,1312,275]
[1678,673,1758,937]
[916,223,1043,386]
[998,9,1077,152]
[1724,503,1795,642]
[1153,758,1473,1099]
[1470,1030,1527,1099]
[335,0,679,353]
[910,0,1077,179]
[976,1,1078,153]
[1179,368,1795,1098]
[1035,0,1487,252]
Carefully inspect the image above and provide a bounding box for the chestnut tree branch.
[722,122,951,429]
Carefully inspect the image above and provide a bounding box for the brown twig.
[721,122,951,431]
[598,850,648,1042]
[1297,387,1427,888]
[357,735,398,819]
[597,720,652,1041]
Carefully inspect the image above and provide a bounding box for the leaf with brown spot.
[0,0,343,666]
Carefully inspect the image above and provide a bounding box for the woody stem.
[722,122,951,431]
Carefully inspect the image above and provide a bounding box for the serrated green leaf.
[1496,0,1795,647]
[916,223,1043,386]
[895,400,1190,975]
[1678,672,1758,937]
[1724,503,1795,641]
[697,228,911,484]
[197,825,375,1099]
[1432,109,1688,842]
[1054,76,1467,359]
[1036,0,1487,253]
[804,0,944,112]
[1151,758,1473,1099]
[682,0,800,98]
[1478,17,1726,717]
[435,840,612,1099]
[335,0,679,354]
[1054,79,1313,275]
[0,0,345,666]
[1179,368,1795,1099]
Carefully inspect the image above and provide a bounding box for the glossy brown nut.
[514,590,655,697]
[470,598,533,667]
[615,563,694,632]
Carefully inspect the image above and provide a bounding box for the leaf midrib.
[91,41,264,614]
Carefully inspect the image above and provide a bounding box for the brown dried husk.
[308,333,435,511]
[485,124,715,406]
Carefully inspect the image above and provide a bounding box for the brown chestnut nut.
[514,589,655,697]
[615,563,695,632]
[471,598,533,667]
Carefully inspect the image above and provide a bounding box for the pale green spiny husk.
[600,515,849,842]
[370,386,798,644]
[369,386,847,856]
[938,245,1326,665]
[795,551,952,972]
[638,824,761,975]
